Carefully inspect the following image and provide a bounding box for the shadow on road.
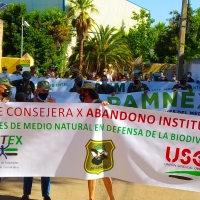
[0,195,21,200]
[0,196,38,200]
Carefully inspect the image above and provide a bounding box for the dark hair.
[16,65,22,69]
[88,89,99,100]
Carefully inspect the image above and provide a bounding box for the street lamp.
[21,17,30,58]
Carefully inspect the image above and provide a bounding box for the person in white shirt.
[103,69,112,82]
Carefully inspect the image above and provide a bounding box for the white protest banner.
[49,91,200,115]
[31,77,75,92]
[3,73,200,93]
[1,102,200,192]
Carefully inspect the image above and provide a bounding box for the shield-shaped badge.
[84,139,115,175]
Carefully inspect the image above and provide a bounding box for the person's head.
[124,69,128,75]
[71,68,79,79]
[138,72,143,79]
[87,74,93,80]
[103,69,107,75]
[16,65,23,72]
[144,74,149,80]
[16,92,27,102]
[101,75,108,86]
[160,71,164,76]
[90,71,96,77]
[30,66,37,74]
[22,71,32,83]
[95,74,100,80]
[2,67,7,74]
[172,73,176,80]
[179,74,187,85]
[0,77,13,98]
[75,77,83,89]
[35,81,52,101]
[187,72,192,78]
[63,71,69,78]
[49,65,55,71]
[133,74,140,84]
[78,83,99,103]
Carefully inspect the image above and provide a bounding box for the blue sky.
[130,0,200,25]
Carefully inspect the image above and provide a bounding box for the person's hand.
[101,101,109,106]
[111,92,115,96]
[144,90,148,94]
[173,88,177,92]
[46,96,56,103]
[2,99,9,103]
[189,89,193,92]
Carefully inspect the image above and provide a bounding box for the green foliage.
[0,3,71,71]
[127,9,156,62]
[68,25,133,74]
[154,11,180,63]
[67,0,98,70]
[185,6,200,60]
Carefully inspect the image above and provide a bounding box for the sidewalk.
[0,177,200,200]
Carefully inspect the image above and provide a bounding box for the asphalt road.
[0,177,200,200]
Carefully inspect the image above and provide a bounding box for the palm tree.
[68,25,134,74]
[67,0,98,71]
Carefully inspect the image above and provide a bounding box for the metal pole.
[20,17,23,58]
[177,0,188,79]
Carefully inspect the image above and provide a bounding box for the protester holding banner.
[127,74,149,93]
[97,75,116,96]
[12,71,35,101]
[12,64,23,75]
[173,74,193,92]
[0,77,14,103]
[78,82,115,200]
[20,80,53,200]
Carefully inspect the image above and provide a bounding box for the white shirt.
[107,74,112,82]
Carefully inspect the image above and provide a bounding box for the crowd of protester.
[0,64,196,200]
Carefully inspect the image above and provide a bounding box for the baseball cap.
[180,74,187,79]
[2,67,7,70]
[37,81,52,90]
[75,77,83,83]
[81,83,95,90]
[133,74,140,78]
[22,71,32,79]
[0,77,13,87]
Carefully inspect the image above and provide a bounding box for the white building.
[90,0,145,32]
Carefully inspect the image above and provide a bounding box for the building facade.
[2,0,145,32]
[2,0,66,11]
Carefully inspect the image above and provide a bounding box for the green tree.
[67,0,98,71]
[68,25,133,74]
[185,6,200,60]
[25,8,71,70]
[0,3,26,57]
[154,11,180,63]
[127,9,155,62]
[0,4,71,71]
